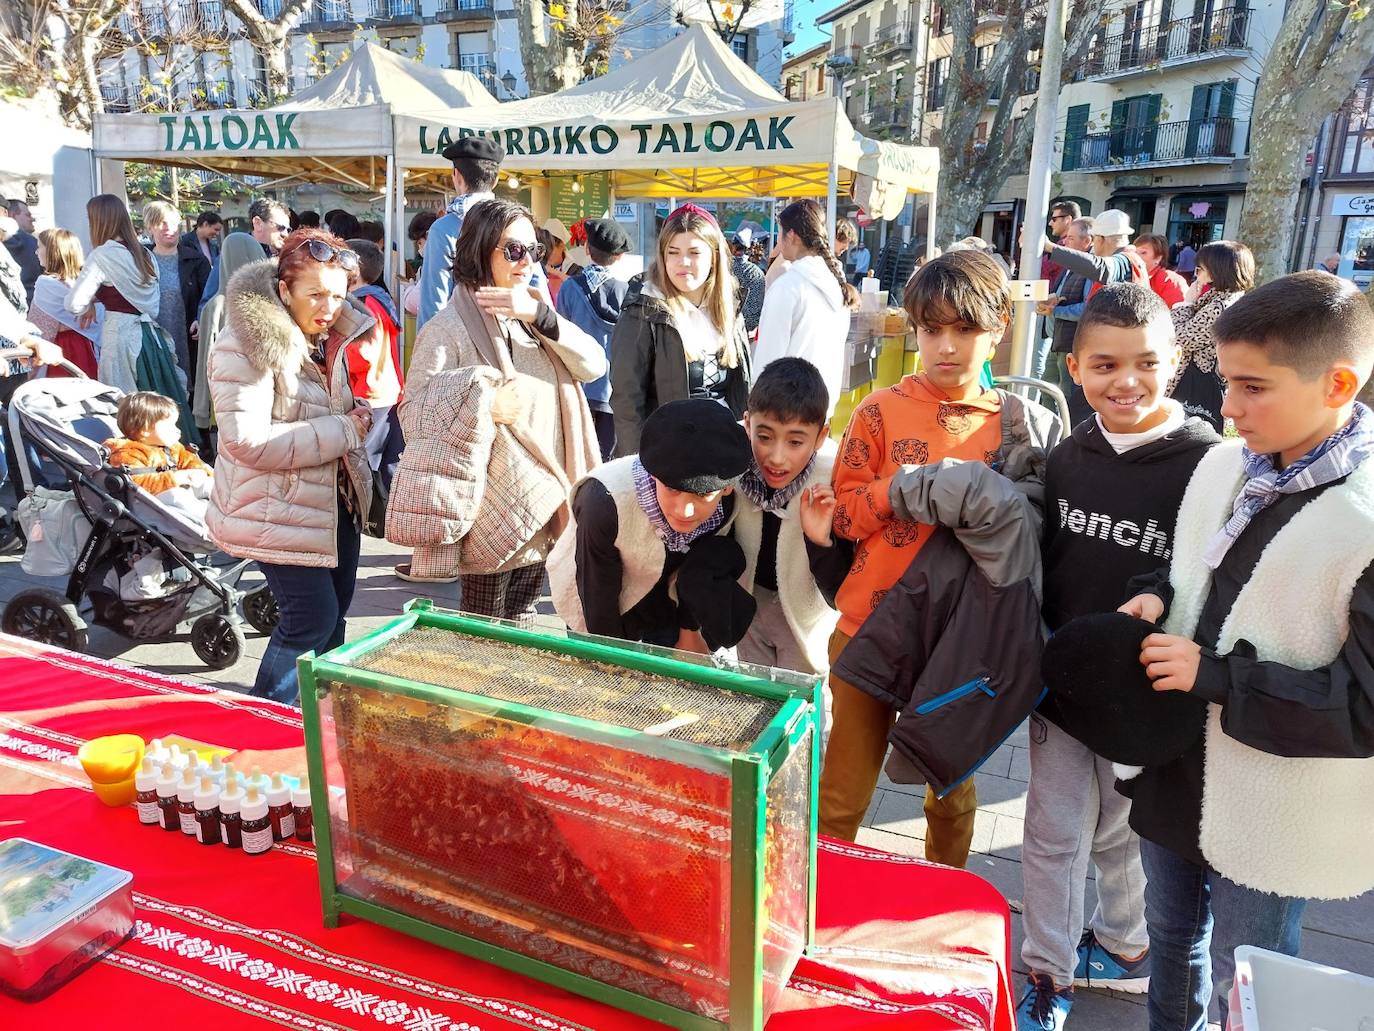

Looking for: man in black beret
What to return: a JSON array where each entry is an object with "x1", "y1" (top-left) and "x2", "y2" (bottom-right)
[
  {"x1": 555, "y1": 217, "x2": 635, "y2": 459},
  {"x1": 416, "y1": 135, "x2": 506, "y2": 332},
  {"x1": 547, "y1": 398, "x2": 756, "y2": 652}
]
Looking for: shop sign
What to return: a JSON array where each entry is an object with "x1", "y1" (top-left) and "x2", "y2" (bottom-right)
[
  {"x1": 416, "y1": 116, "x2": 797, "y2": 159},
  {"x1": 159, "y1": 113, "x2": 300, "y2": 151},
  {"x1": 613, "y1": 202, "x2": 636, "y2": 222},
  {"x1": 1332, "y1": 194, "x2": 1374, "y2": 216}
]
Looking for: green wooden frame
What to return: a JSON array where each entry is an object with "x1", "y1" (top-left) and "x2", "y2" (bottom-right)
[{"x1": 298, "y1": 605, "x2": 821, "y2": 1031}]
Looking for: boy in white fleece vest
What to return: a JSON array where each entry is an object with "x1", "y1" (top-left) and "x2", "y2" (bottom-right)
[
  {"x1": 1118, "y1": 272, "x2": 1374, "y2": 1031},
  {"x1": 734, "y1": 358, "x2": 852, "y2": 676}
]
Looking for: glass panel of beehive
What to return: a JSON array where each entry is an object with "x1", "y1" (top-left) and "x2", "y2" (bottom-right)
[{"x1": 760, "y1": 728, "x2": 812, "y2": 1018}]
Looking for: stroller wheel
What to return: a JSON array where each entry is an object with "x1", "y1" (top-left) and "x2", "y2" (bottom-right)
[
  {"x1": 191, "y1": 614, "x2": 244, "y2": 670},
  {"x1": 2, "y1": 589, "x2": 88, "y2": 652},
  {"x1": 242, "y1": 585, "x2": 279, "y2": 635}
]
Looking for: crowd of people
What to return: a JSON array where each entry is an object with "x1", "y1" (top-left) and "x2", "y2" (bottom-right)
[{"x1": 2, "y1": 136, "x2": 1374, "y2": 1031}]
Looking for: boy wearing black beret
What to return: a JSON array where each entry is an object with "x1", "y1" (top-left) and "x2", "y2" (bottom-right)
[
  {"x1": 1017, "y1": 284, "x2": 1218, "y2": 1028},
  {"x1": 547, "y1": 398, "x2": 756, "y2": 652},
  {"x1": 555, "y1": 218, "x2": 633, "y2": 460}
]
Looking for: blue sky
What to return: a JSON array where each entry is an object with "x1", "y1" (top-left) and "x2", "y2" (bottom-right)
[{"x1": 786, "y1": 0, "x2": 832, "y2": 57}]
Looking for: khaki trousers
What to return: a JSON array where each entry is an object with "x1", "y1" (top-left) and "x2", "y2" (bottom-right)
[{"x1": 817, "y1": 629, "x2": 979, "y2": 868}]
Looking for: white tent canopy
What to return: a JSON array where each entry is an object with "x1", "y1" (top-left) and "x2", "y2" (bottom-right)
[
  {"x1": 394, "y1": 25, "x2": 938, "y2": 202},
  {"x1": 91, "y1": 43, "x2": 498, "y2": 189}
]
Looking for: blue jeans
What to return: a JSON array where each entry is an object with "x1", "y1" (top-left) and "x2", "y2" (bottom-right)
[
  {"x1": 252, "y1": 514, "x2": 361, "y2": 706},
  {"x1": 1140, "y1": 838, "x2": 1306, "y2": 1031}
]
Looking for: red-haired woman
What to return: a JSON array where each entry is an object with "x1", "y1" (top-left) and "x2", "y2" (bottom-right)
[{"x1": 205, "y1": 227, "x2": 377, "y2": 705}]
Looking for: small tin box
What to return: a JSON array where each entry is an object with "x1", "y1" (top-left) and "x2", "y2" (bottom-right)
[{"x1": 0, "y1": 838, "x2": 134, "y2": 1000}]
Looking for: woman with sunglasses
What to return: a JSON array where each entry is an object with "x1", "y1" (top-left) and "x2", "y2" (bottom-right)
[
  {"x1": 388, "y1": 198, "x2": 604, "y2": 624},
  {"x1": 205, "y1": 227, "x2": 379, "y2": 705}
]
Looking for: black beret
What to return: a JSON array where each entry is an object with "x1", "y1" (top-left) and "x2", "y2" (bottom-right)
[
  {"x1": 676, "y1": 536, "x2": 757, "y2": 652},
  {"x1": 639, "y1": 399, "x2": 751, "y2": 495},
  {"x1": 1041, "y1": 612, "x2": 1207, "y2": 767},
  {"x1": 584, "y1": 218, "x2": 631, "y2": 256},
  {"x1": 441, "y1": 136, "x2": 505, "y2": 164}
]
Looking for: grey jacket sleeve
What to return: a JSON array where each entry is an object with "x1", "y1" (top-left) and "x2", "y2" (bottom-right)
[
  {"x1": 1047, "y1": 244, "x2": 1131, "y2": 285},
  {"x1": 887, "y1": 459, "x2": 1044, "y2": 594}
]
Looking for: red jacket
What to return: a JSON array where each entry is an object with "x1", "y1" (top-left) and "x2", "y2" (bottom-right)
[{"x1": 1147, "y1": 263, "x2": 1187, "y2": 308}]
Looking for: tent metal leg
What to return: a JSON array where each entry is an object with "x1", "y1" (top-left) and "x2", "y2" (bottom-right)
[
  {"x1": 825, "y1": 161, "x2": 838, "y2": 236},
  {"x1": 384, "y1": 155, "x2": 396, "y2": 295}
]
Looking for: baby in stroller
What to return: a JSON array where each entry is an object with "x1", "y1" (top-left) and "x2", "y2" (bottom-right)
[{"x1": 104, "y1": 391, "x2": 213, "y2": 528}]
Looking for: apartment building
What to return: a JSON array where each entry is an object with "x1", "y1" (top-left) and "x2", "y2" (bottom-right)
[
  {"x1": 782, "y1": 42, "x2": 833, "y2": 102},
  {"x1": 97, "y1": 0, "x2": 793, "y2": 118},
  {"x1": 817, "y1": 0, "x2": 927, "y2": 141}
]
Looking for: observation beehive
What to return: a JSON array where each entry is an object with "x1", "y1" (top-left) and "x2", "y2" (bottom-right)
[{"x1": 298, "y1": 601, "x2": 820, "y2": 1030}]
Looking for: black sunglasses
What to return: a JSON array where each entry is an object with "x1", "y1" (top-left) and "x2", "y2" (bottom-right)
[
  {"x1": 500, "y1": 240, "x2": 546, "y2": 264},
  {"x1": 281, "y1": 237, "x2": 360, "y2": 272}
]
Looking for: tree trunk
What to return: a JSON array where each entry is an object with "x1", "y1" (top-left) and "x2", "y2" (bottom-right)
[
  {"x1": 1238, "y1": 109, "x2": 1306, "y2": 284},
  {"x1": 223, "y1": 0, "x2": 309, "y2": 101}
]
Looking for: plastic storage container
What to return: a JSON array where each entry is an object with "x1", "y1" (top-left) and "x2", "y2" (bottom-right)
[
  {"x1": 1228, "y1": 945, "x2": 1374, "y2": 1030},
  {"x1": 0, "y1": 838, "x2": 134, "y2": 1000},
  {"x1": 298, "y1": 602, "x2": 821, "y2": 1031}
]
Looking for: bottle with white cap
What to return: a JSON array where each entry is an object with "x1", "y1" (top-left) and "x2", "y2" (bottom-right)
[
  {"x1": 266, "y1": 772, "x2": 295, "y2": 841},
  {"x1": 219, "y1": 776, "x2": 245, "y2": 849},
  {"x1": 156, "y1": 763, "x2": 180, "y2": 832},
  {"x1": 194, "y1": 775, "x2": 221, "y2": 845},
  {"x1": 176, "y1": 767, "x2": 198, "y2": 835},
  {"x1": 239, "y1": 785, "x2": 273, "y2": 856},
  {"x1": 134, "y1": 757, "x2": 160, "y2": 825},
  {"x1": 292, "y1": 777, "x2": 313, "y2": 843}
]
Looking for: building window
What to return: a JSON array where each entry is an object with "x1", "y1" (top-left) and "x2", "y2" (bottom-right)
[
  {"x1": 816, "y1": 64, "x2": 825, "y2": 92},
  {"x1": 731, "y1": 34, "x2": 749, "y2": 63},
  {"x1": 1337, "y1": 215, "x2": 1374, "y2": 288},
  {"x1": 1334, "y1": 77, "x2": 1374, "y2": 177},
  {"x1": 1166, "y1": 194, "x2": 1229, "y2": 250},
  {"x1": 927, "y1": 57, "x2": 948, "y2": 110},
  {"x1": 974, "y1": 44, "x2": 994, "y2": 70}
]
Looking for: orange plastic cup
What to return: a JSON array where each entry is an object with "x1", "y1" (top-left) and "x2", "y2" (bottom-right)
[{"x1": 77, "y1": 734, "x2": 146, "y2": 806}]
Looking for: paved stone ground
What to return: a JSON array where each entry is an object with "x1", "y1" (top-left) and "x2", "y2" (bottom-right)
[{"x1": 3, "y1": 532, "x2": 1372, "y2": 1030}]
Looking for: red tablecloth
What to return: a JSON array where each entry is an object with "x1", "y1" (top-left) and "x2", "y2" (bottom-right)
[{"x1": 0, "y1": 634, "x2": 1013, "y2": 1029}]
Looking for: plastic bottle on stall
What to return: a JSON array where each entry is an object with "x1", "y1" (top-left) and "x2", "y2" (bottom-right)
[
  {"x1": 176, "y1": 767, "x2": 198, "y2": 835},
  {"x1": 292, "y1": 777, "x2": 313, "y2": 843},
  {"x1": 156, "y1": 763, "x2": 180, "y2": 832},
  {"x1": 135, "y1": 757, "x2": 160, "y2": 826},
  {"x1": 240, "y1": 786, "x2": 273, "y2": 856},
  {"x1": 266, "y1": 772, "x2": 295, "y2": 842},
  {"x1": 219, "y1": 776, "x2": 245, "y2": 849},
  {"x1": 194, "y1": 776, "x2": 221, "y2": 846}
]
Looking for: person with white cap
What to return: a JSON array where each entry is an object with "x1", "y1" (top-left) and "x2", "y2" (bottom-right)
[
  {"x1": 729, "y1": 227, "x2": 766, "y2": 336},
  {"x1": 537, "y1": 217, "x2": 570, "y2": 304},
  {"x1": 1041, "y1": 208, "x2": 1148, "y2": 300}
]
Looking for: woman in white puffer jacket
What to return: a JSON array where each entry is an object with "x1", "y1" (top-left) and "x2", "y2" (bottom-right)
[{"x1": 753, "y1": 199, "x2": 858, "y2": 416}]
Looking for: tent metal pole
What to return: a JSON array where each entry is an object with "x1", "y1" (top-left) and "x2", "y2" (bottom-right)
[
  {"x1": 825, "y1": 162, "x2": 838, "y2": 237},
  {"x1": 384, "y1": 155, "x2": 396, "y2": 296}
]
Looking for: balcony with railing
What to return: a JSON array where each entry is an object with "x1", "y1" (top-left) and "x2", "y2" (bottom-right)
[
  {"x1": 172, "y1": 0, "x2": 228, "y2": 34},
  {"x1": 137, "y1": 3, "x2": 171, "y2": 37},
  {"x1": 368, "y1": 0, "x2": 422, "y2": 24},
  {"x1": 783, "y1": 0, "x2": 795, "y2": 39},
  {"x1": 866, "y1": 103, "x2": 911, "y2": 133},
  {"x1": 872, "y1": 21, "x2": 913, "y2": 54},
  {"x1": 1062, "y1": 116, "x2": 1243, "y2": 171},
  {"x1": 180, "y1": 78, "x2": 236, "y2": 109},
  {"x1": 437, "y1": 0, "x2": 495, "y2": 21},
  {"x1": 100, "y1": 85, "x2": 132, "y2": 113},
  {"x1": 459, "y1": 53, "x2": 498, "y2": 92},
  {"x1": 256, "y1": 0, "x2": 285, "y2": 15},
  {"x1": 300, "y1": 0, "x2": 354, "y2": 30},
  {"x1": 1084, "y1": 7, "x2": 1250, "y2": 81}
]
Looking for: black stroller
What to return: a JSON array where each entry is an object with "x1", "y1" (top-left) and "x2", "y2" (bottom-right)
[{"x1": 0, "y1": 352, "x2": 277, "y2": 668}]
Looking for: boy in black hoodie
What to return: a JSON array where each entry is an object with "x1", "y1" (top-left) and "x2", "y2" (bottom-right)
[{"x1": 1017, "y1": 284, "x2": 1219, "y2": 1029}]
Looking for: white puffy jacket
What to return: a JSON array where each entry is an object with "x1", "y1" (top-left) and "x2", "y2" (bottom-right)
[
  {"x1": 752, "y1": 254, "x2": 851, "y2": 416},
  {"x1": 206, "y1": 260, "x2": 373, "y2": 569}
]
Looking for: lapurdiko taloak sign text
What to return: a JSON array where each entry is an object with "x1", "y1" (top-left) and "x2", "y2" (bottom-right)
[{"x1": 416, "y1": 116, "x2": 797, "y2": 159}]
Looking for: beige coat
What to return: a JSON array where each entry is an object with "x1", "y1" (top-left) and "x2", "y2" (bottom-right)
[
  {"x1": 206, "y1": 260, "x2": 373, "y2": 568},
  {"x1": 389, "y1": 287, "x2": 605, "y2": 574}
]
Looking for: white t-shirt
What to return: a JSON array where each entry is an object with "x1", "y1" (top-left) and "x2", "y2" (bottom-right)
[{"x1": 1096, "y1": 399, "x2": 1186, "y2": 454}]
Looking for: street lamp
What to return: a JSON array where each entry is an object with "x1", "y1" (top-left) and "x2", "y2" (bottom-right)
[{"x1": 500, "y1": 70, "x2": 518, "y2": 99}]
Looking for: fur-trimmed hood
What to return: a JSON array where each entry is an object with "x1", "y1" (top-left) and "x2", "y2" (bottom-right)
[{"x1": 225, "y1": 258, "x2": 376, "y2": 375}]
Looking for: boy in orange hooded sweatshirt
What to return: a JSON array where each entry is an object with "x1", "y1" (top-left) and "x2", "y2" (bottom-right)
[
  {"x1": 820, "y1": 250, "x2": 1014, "y2": 867},
  {"x1": 104, "y1": 391, "x2": 213, "y2": 521}
]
